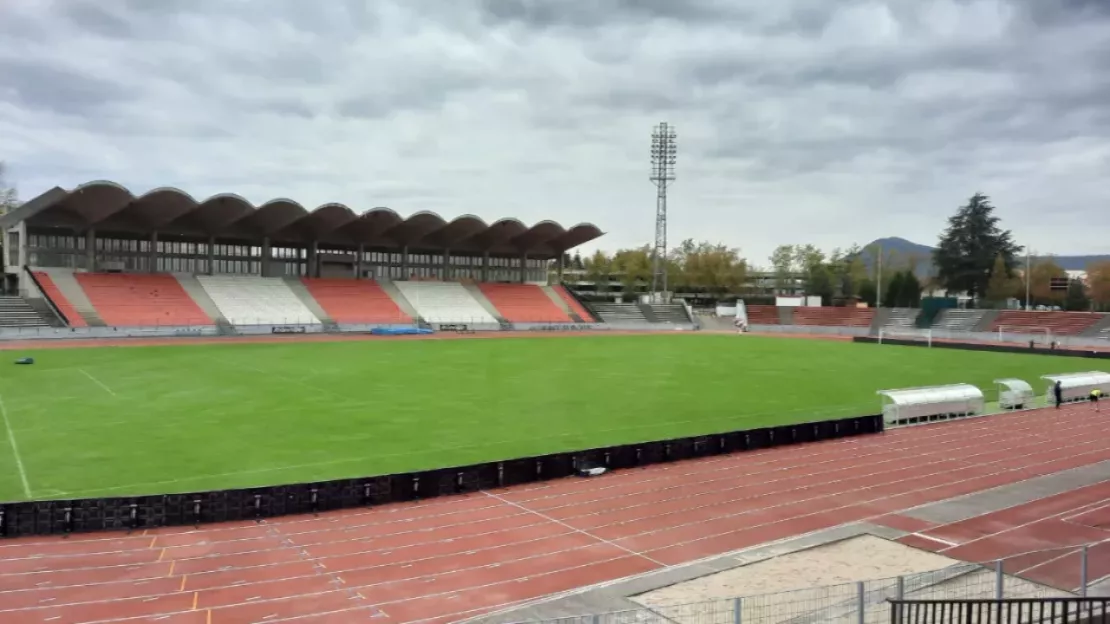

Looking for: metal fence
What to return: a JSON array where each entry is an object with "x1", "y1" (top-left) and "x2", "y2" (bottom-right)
[
  {"x1": 499, "y1": 543, "x2": 1108, "y2": 624},
  {"x1": 889, "y1": 598, "x2": 1110, "y2": 624}
]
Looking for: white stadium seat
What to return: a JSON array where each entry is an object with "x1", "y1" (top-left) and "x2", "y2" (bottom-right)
[{"x1": 197, "y1": 275, "x2": 322, "y2": 326}]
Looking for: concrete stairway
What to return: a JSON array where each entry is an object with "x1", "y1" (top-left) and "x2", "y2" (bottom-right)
[
  {"x1": 282, "y1": 277, "x2": 334, "y2": 328},
  {"x1": 777, "y1": 306, "x2": 795, "y2": 325},
  {"x1": 0, "y1": 296, "x2": 53, "y2": 328},
  {"x1": 1079, "y1": 313, "x2": 1110, "y2": 337},
  {"x1": 869, "y1": 307, "x2": 893, "y2": 335},
  {"x1": 540, "y1": 286, "x2": 584, "y2": 322},
  {"x1": 378, "y1": 279, "x2": 421, "y2": 322},
  {"x1": 40, "y1": 269, "x2": 105, "y2": 327},
  {"x1": 173, "y1": 274, "x2": 228, "y2": 325},
  {"x1": 971, "y1": 309, "x2": 1001, "y2": 333},
  {"x1": 462, "y1": 283, "x2": 509, "y2": 326}
]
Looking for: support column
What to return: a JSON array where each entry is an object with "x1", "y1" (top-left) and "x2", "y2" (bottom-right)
[
  {"x1": 481, "y1": 252, "x2": 490, "y2": 282},
  {"x1": 442, "y1": 249, "x2": 451, "y2": 280},
  {"x1": 149, "y1": 231, "x2": 158, "y2": 273},
  {"x1": 401, "y1": 246, "x2": 410, "y2": 279},
  {"x1": 519, "y1": 253, "x2": 527, "y2": 283},
  {"x1": 557, "y1": 252, "x2": 565, "y2": 284},
  {"x1": 307, "y1": 241, "x2": 318, "y2": 278},
  {"x1": 260, "y1": 237, "x2": 271, "y2": 277},
  {"x1": 85, "y1": 229, "x2": 96, "y2": 272},
  {"x1": 355, "y1": 244, "x2": 364, "y2": 279},
  {"x1": 207, "y1": 236, "x2": 215, "y2": 275}
]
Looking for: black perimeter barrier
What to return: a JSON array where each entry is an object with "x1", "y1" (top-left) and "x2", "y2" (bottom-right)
[
  {"x1": 890, "y1": 598, "x2": 1110, "y2": 624},
  {"x1": 855, "y1": 336, "x2": 1110, "y2": 360},
  {"x1": 0, "y1": 414, "x2": 882, "y2": 538}
]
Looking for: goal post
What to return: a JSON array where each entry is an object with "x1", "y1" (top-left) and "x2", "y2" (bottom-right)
[
  {"x1": 877, "y1": 327, "x2": 932, "y2": 347},
  {"x1": 996, "y1": 325, "x2": 1053, "y2": 346}
]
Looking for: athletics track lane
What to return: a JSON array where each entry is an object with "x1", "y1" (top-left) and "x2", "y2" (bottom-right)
[{"x1": 0, "y1": 404, "x2": 1106, "y2": 623}]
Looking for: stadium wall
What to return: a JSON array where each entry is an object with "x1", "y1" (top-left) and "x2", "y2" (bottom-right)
[
  {"x1": 0, "y1": 414, "x2": 883, "y2": 538},
  {"x1": 854, "y1": 336, "x2": 1110, "y2": 359},
  {"x1": 757, "y1": 324, "x2": 1110, "y2": 350}
]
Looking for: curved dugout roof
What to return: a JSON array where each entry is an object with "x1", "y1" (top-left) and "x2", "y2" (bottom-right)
[{"x1": 4, "y1": 181, "x2": 604, "y2": 258}]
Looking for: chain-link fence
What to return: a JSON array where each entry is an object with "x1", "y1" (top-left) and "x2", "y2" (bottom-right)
[{"x1": 503, "y1": 542, "x2": 1107, "y2": 624}]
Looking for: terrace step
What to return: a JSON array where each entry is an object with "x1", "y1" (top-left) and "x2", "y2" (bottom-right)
[
  {"x1": 540, "y1": 285, "x2": 584, "y2": 322},
  {"x1": 282, "y1": 277, "x2": 334, "y2": 324},
  {"x1": 461, "y1": 282, "x2": 510, "y2": 324},
  {"x1": 1080, "y1": 313, "x2": 1110, "y2": 338},
  {"x1": 378, "y1": 279, "x2": 421, "y2": 320},
  {"x1": 40, "y1": 268, "x2": 105, "y2": 327},
  {"x1": 870, "y1": 307, "x2": 894, "y2": 335},
  {"x1": 173, "y1": 273, "x2": 227, "y2": 325},
  {"x1": 972, "y1": 309, "x2": 1000, "y2": 333},
  {"x1": 777, "y1": 305, "x2": 795, "y2": 325}
]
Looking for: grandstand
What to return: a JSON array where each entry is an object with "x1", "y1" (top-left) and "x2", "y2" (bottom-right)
[
  {"x1": 791, "y1": 306, "x2": 875, "y2": 328},
  {"x1": 990, "y1": 310, "x2": 1102, "y2": 336},
  {"x1": 0, "y1": 181, "x2": 607, "y2": 332}
]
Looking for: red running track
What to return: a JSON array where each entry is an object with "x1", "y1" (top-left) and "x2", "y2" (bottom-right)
[{"x1": 0, "y1": 404, "x2": 1108, "y2": 624}]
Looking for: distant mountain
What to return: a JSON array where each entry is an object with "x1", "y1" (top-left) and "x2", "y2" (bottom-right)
[{"x1": 858, "y1": 237, "x2": 1110, "y2": 275}]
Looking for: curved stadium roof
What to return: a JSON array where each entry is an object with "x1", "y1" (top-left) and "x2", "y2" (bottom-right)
[{"x1": 3, "y1": 181, "x2": 604, "y2": 258}]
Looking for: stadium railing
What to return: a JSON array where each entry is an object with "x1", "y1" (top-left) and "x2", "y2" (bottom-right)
[
  {"x1": 854, "y1": 335, "x2": 1110, "y2": 360},
  {"x1": 483, "y1": 541, "x2": 1108, "y2": 624},
  {"x1": 0, "y1": 414, "x2": 882, "y2": 538}
]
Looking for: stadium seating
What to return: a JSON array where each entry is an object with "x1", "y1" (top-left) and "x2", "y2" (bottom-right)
[
  {"x1": 394, "y1": 281, "x2": 497, "y2": 324},
  {"x1": 591, "y1": 302, "x2": 649, "y2": 323},
  {"x1": 746, "y1": 305, "x2": 779, "y2": 325},
  {"x1": 197, "y1": 275, "x2": 322, "y2": 325},
  {"x1": 75, "y1": 273, "x2": 212, "y2": 326},
  {"x1": 31, "y1": 271, "x2": 87, "y2": 327},
  {"x1": 882, "y1": 308, "x2": 918, "y2": 330},
  {"x1": 301, "y1": 278, "x2": 411, "y2": 324},
  {"x1": 478, "y1": 283, "x2": 570, "y2": 322},
  {"x1": 552, "y1": 285, "x2": 596, "y2": 321},
  {"x1": 932, "y1": 309, "x2": 984, "y2": 332},
  {"x1": 791, "y1": 306, "x2": 875, "y2": 328},
  {"x1": 990, "y1": 310, "x2": 1102, "y2": 336}
]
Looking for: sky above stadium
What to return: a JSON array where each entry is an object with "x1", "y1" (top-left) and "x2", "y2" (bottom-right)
[{"x1": 1, "y1": 0, "x2": 1108, "y2": 266}]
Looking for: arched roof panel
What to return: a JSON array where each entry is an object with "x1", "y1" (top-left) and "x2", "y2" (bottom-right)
[{"x1": 10, "y1": 181, "x2": 604, "y2": 254}]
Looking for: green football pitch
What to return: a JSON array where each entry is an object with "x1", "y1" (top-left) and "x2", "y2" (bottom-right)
[{"x1": 0, "y1": 333, "x2": 1095, "y2": 502}]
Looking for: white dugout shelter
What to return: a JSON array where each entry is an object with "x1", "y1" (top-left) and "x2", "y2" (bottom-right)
[
  {"x1": 1040, "y1": 372, "x2": 1110, "y2": 403},
  {"x1": 994, "y1": 379, "x2": 1035, "y2": 410},
  {"x1": 878, "y1": 384, "x2": 985, "y2": 426}
]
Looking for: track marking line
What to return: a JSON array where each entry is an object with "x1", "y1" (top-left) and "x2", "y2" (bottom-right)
[
  {"x1": 938, "y1": 495, "x2": 1110, "y2": 554},
  {"x1": 0, "y1": 393, "x2": 31, "y2": 499},
  {"x1": 911, "y1": 533, "x2": 960, "y2": 548},
  {"x1": 206, "y1": 609, "x2": 212, "y2": 624},
  {"x1": 191, "y1": 591, "x2": 198, "y2": 610},
  {"x1": 150, "y1": 538, "x2": 158, "y2": 550},
  {"x1": 1061, "y1": 500, "x2": 1110, "y2": 524},
  {"x1": 78, "y1": 369, "x2": 116, "y2": 397},
  {"x1": 167, "y1": 561, "x2": 175, "y2": 577},
  {"x1": 487, "y1": 491, "x2": 679, "y2": 568},
  {"x1": 179, "y1": 576, "x2": 186, "y2": 592}
]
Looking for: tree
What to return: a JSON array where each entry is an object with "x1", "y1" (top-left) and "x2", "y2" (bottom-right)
[
  {"x1": 858, "y1": 278, "x2": 878, "y2": 307},
  {"x1": 1064, "y1": 279, "x2": 1089, "y2": 312},
  {"x1": 883, "y1": 271, "x2": 904, "y2": 308},
  {"x1": 672, "y1": 239, "x2": 747, "y2": 292},
  {"x1": 1087, "y1": 260, "x2": 1110, "y2": 311},
  {"x1": 898, "y1": 270, "x2": 922, "y2": 307},
  {"x1": 806, "y1": 265, "x2": 835, "y2": 305},
  {"x1": 984, "y1": 254, "x2": 1017, "y2": 307},
  {"x1": 933, "y1": 193, "x2": 1023, "y2": 300},
  {"x1": 584, "y1": 250, "x2": 612, "y2": 294},
  {"x1": 769, "y1": 245, "x2": 796, "y2": 294},
  {"x1": 610, "y1": 246, "x2": 652, "y2": 293},
  {"x1": 831, "y1": 244, "x2": 868, "y2": 299},
  {"x1": 0, "y1": 162, "x2": 17, "y2": 214},
  {"x1": 1027, "y1": 257, "x2": 1067, "y2": 304}
]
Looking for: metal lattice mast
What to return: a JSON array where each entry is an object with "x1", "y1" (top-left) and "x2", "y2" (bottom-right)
[{"x1": 650, "y1": 123, "x2": 677, "y2": 299}]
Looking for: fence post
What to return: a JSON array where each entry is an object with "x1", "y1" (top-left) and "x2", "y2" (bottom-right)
[
  {"x1": 857, "y1": 581, "x2": 865, "y2": 624},
  {"x1": 995, "y1": 560, "x2": 1004, "y2": 599},
  {"x1": 895, "y1": 576, "x2": 904, "y2": 600},
  {"x1": 733, "y1": 597, "x2": 742, "y2": 624},
  {"x1": 1080, "y1": 545, "x2": 1089, "y2": 597}
]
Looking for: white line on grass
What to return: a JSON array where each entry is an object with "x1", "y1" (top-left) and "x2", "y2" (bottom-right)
[
  {"x1": 0, "y1": 394, "x2": 32, "y2": 498},
  {"x1": 78, "y1": 369, "x2": 117, "y2": 397},
  {"x1": 482, "y1": 490, "x2": 667, "y2": 567}
]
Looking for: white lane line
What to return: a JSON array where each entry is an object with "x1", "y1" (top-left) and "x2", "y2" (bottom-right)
[
  {"x1": 911, "y1": 533, "x2": 960, "y2": 548},
  {"x1": 0, "y1": 393, "x2": 32, "y2": 498},
  {"x1": 78, "y1": 369, "x2": 116, "y2": 397},
  {"x1": 483, "y1": 490, "x2": 667, "y2": 567}
]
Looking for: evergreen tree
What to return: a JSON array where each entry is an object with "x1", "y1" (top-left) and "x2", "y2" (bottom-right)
[
  {"x1": 883, "y1": 272, "x2": 904, "y2": 308},
  {"x1": 898, "y1": 270, "x2": 923, "y2": 307},
  {"x1": 858, "y1": 278, "x2": 877, "y2": 308},
  {"x1": 984, "y1": 254, "x2": 1015, "y2": 307},
  {"x1": 933, "y1": 193, "x2": 1022, "y2": 300},
  {"x1": 1064, "y1": 279, "x2": 1090, "y2": 312}
]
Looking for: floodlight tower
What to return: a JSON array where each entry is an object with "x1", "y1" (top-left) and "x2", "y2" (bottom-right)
[{"x1": 650, "y1": 122, "x2": 677, "y2": 301}]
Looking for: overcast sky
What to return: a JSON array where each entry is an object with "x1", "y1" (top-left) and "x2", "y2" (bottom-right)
[{"x1": 1, "y1": 0, "x2": 1108, "y2": 267}]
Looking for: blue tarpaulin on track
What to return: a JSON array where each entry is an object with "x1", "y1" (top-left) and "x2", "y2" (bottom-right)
[{"x1": 369, "y1": 327, "x2": 434, "y2": 336}]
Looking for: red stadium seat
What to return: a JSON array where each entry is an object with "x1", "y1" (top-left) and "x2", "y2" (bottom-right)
[
  {"x1": 553, "y1": 285, "x2": 595, "y2": 321},
  {"x1": 990, "y1": 311, "x2": 1101, "y2": 336},
  {"x1": 791, "y1": 307, "x2": 875, "y2": 328},
  {"x1": 478, "y1": 284, "x2": 571, "y2": 323},
  {"x1": 301, "y1": 278, "x2": 411, "y2": 324},
  {"x1": 75, "y1": 273, "x2": 211, "y2": 326}
]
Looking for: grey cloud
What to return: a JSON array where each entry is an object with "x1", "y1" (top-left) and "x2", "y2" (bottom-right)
[{"x1": 2, "y1": 0, "x2": 1109, "y2": 261}]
